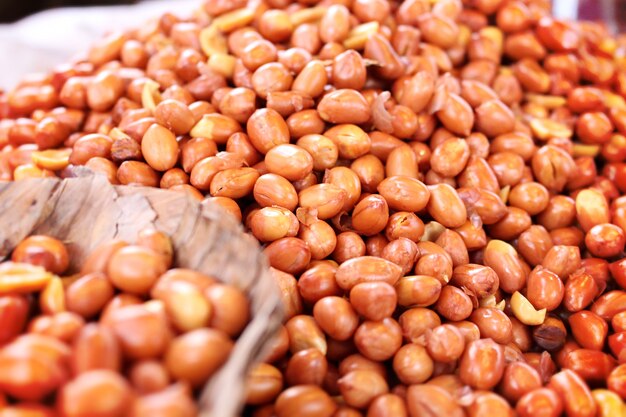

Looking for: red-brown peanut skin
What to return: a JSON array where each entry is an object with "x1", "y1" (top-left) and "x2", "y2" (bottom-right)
[
  {"x1": 406, "y1": 384, "x2": 465, "y2": 417},
  {"x1": 516, "y1": 388, "x2": 564, "y2": 417},
  {"x1": 548, "y1": 370, "x2": 597, "y2": 417},
  {"x1": 459, "y1": 338, "x2": 505, "y2": 390},
  {"x1": 427, "y1": 184, "x2": 467, "y2": 228},
  {"x1": 335, "y1": 256, "x2": 403, "y2": 290}
]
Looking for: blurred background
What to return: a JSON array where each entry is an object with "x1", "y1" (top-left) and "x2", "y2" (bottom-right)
[
  {"x1": 0, "y1": 0, "x2": 198, "y2": 88},
  {"x1": 0, "y1": 0, "x2": 139, "y2": 22},
  {"x1": 0, "y1": 0, "x2": 623, "y2": 88},
  {"x1": 1, "y1": 0, "x2": 620, "y2": 23}
]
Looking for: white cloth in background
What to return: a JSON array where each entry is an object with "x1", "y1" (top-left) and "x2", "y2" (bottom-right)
[{"x1": 0, "y1": 0, "x2": 199, "y2": 89}]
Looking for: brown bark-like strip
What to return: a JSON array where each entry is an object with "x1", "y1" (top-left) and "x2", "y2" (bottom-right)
[{"x1": 0, "y1": 176, "x2": 283, "y2": 417}]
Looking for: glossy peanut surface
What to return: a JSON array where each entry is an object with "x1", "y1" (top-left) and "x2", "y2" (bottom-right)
[{"x1": 0, "y1": 231, "x2": 246, "y2": 417}]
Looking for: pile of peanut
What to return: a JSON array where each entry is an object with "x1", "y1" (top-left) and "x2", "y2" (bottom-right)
[
  {"x1": 0, "y1": 232, "x2": 250, "y2": 416},
  {"x1": 2, "y1": 0, "x2": 626, "y2": 416}
]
